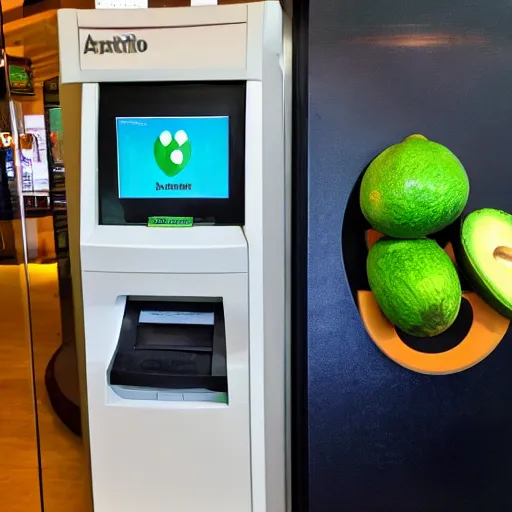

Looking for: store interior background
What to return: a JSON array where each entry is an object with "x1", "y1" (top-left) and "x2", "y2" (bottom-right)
[
  {"x1": 1, "y1": 3, "x2": 91, "y2": 512},
  {"x1": 0, "y1": 1, "x2": 283, "y2": 511}
]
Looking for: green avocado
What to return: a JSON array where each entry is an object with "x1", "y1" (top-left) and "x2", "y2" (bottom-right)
[
  {"x1": 360, "y1": 134, "x2": 469, "y2": 238},
  {"x1": 153, "y1": 129, "x2": 192, "y2": 177},
  {"x1": 367, "y1": 238, "x2": 462, "y2": 337},
  {"x1": 459, "y1": 208, "x2": 512, "y2": 319}
]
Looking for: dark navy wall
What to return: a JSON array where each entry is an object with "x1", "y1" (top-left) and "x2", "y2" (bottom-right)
[{"x1": 304, "y1": 0, "x2": 512, "y2": 510}]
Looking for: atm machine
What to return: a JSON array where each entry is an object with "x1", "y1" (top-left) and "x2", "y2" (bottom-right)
[{"x1": 57, "y1": 3, "x2": 291, "y2": 511}]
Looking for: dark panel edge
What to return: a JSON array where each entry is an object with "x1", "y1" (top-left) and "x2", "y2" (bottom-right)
[{"x1": 291, "y1": 0, "x2": 310, "y2": 510}]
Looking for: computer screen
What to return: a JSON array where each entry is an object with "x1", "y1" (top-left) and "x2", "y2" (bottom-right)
[
  {"x1": 98, "y1": 82, "x2": 246, "y2": 225},
  {"x1": 116, "y1": 116, "x2": 229, "y2": 200}
]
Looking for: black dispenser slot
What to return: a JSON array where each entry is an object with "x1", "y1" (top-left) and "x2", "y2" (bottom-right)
[
  {"x1": 135, "y1": 322, "x2": 214, "y2": 352},
  {"x1": 109, "y1": 299, "x2": 227, "y2": 393}
]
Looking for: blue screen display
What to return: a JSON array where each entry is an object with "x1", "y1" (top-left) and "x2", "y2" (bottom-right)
[
  {"x1": 116, "y1": 116, "x2": 229, "y2": 199},
  {"x1": 5, "y1": 148, "x2": 14, "y2": 179}
]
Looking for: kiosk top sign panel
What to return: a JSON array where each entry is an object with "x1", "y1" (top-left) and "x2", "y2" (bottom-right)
[{"x1": 79, "y1": 25, "x2": 247, "y2": 71}]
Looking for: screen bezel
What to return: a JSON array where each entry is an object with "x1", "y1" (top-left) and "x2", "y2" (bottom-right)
[{"x1": 98, "y1": 82, "x2": 246, "y2": 225}]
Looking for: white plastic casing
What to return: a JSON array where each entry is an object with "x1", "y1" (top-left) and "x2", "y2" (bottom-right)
[{"x1": 58, "y1": 2, "x2": 291, "y2": 511}]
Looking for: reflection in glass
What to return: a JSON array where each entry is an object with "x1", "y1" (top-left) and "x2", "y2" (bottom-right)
[{"x1": 0, "y1": 77, "x2": 42, "y2": 509}]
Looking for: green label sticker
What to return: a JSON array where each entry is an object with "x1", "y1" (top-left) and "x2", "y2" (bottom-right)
[{"x1": 148, "y1": 216, "x2": 193, "y2": 228}]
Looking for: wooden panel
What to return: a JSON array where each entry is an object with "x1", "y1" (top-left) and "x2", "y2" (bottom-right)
[{"x1": 3, "y1": 11, "x2": 59, "y2": 84}]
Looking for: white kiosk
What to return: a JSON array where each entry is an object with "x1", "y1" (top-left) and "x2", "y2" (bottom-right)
[{"x1": 58, "y1": 3, "x2": 291, "y2": 512}]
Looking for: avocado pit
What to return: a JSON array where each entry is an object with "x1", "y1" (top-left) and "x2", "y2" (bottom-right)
[{"x1": 494, "y1": 246, "x2": 512, "y2": 268}]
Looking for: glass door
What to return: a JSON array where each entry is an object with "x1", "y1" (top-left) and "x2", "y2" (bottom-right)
[
  {"x1": 2, "y1": 12, "x2": 92, "y2": 511},
  {"x1": 0, "y1": 71, "x2": 43, "y2": 511}
]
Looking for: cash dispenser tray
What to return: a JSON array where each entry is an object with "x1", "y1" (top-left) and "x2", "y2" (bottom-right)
[{"x1": 109, "y1": 298, "x2": 227, "y2": 403}]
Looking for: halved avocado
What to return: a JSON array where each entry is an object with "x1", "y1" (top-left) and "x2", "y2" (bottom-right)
[{"x1": 460, "y1": 208, "x2": 512, "y2": 319}]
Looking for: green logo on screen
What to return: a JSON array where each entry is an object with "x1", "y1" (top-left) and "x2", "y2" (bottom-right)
[{"x1": 154, "y1": 130, "x2": 192, "y2": 177}]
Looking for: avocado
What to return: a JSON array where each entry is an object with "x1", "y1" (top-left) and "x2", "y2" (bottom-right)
[
  {"x1": 154, "y1": 129, "x2": 192, "y2": 177},
  {"x1": 360, "y1": 134, "x2": 469, "y2": 238},
  {"x1": 367, "y1": 238, "x2": 462, "y2": 337},
  {"x1": 460, "y1": 208, "x2": 512, "y2": 319}
]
